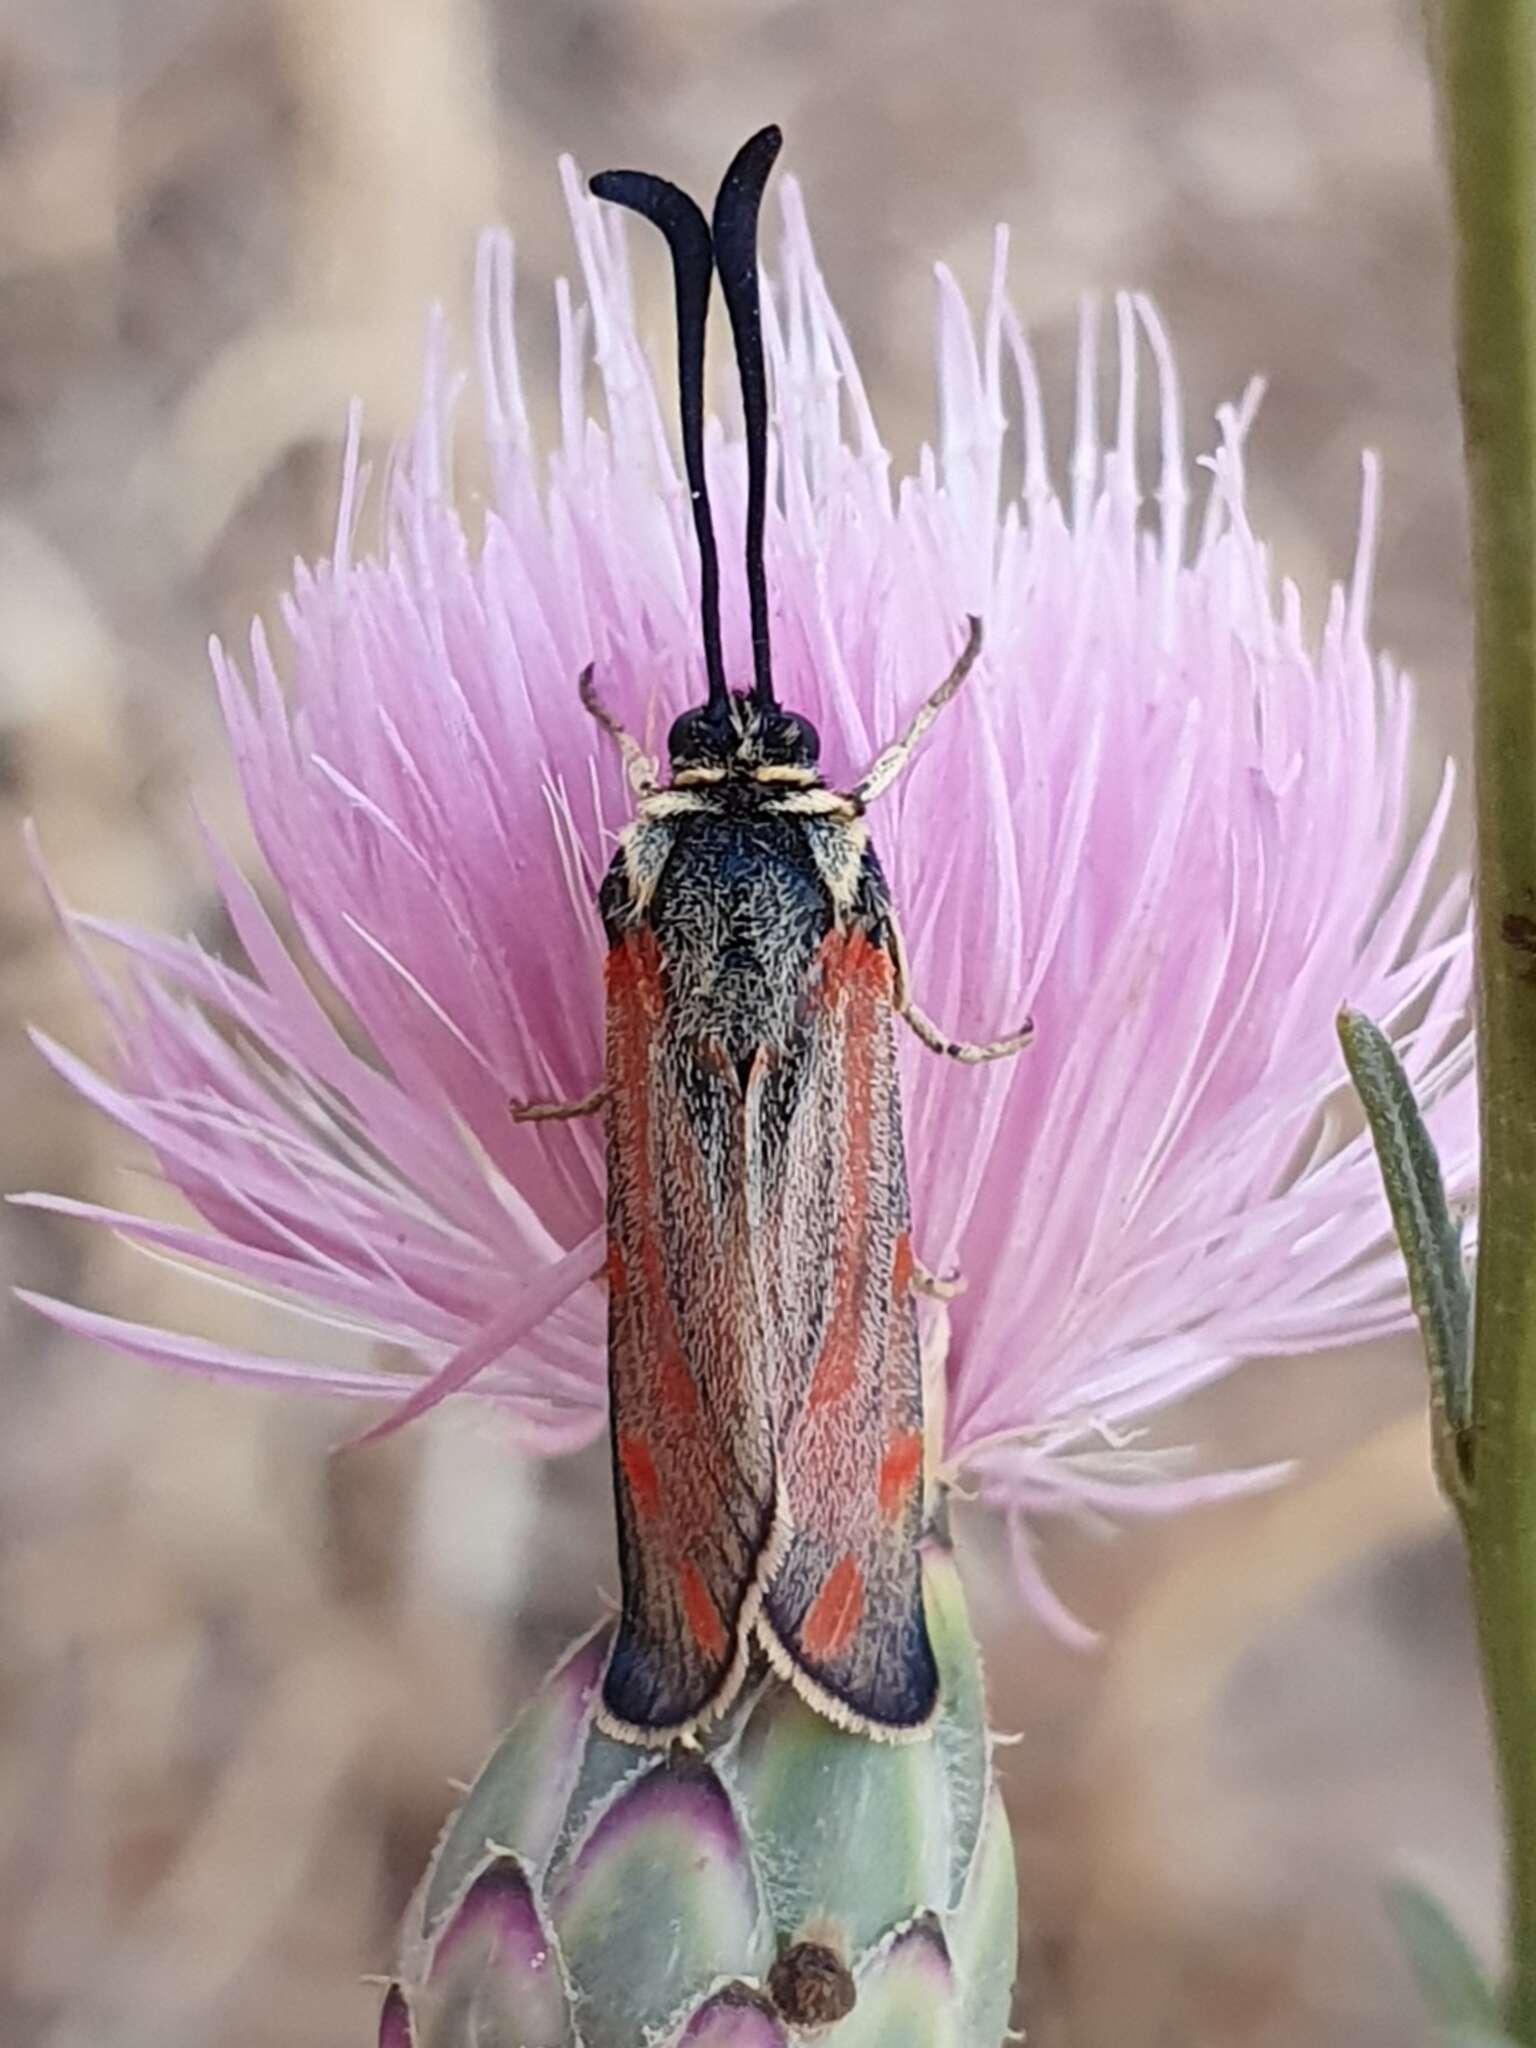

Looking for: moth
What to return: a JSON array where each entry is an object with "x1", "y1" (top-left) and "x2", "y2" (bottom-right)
[{"x1": 516, "y1": 126, "x2": 1030, "y2": 1746}]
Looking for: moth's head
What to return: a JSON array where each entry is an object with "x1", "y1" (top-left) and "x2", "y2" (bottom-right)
[{"x1": 668, "y1": 693, "x2": 821, "y2": 778}]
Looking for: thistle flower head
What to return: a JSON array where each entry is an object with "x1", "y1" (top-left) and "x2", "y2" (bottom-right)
[
  {"x1": 21, "y1": 158, "x2": 1474, "y2": 1629},
  {"x1": 379, "y1": 1546, "x2": 1014, "y2": 2047}
]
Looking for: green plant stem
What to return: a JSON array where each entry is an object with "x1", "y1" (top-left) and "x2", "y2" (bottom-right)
[{"x1": 1436, "y1": 0, "x2": 1536, "y2": 2034}]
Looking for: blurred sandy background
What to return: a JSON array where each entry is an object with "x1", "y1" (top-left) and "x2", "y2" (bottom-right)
[{"x1": 0, "y1": 2, "x2": 1489, "y2": 2044}]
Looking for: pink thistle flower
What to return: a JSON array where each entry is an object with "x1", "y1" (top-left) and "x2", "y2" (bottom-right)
[{"x1": 19, "y1": 163, "x2": 1475, "y2": 1631}]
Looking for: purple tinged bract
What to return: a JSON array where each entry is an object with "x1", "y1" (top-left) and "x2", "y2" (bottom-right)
[{"x1": 19, "y1": 162, "x2": 1475, "y2": 1632}]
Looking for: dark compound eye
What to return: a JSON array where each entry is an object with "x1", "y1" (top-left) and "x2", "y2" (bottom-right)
[
  {"x1": 756, "y1": 709, "x2": 821, "y2": 767},
  {"x1": 667, "y1": 701, "x2": 736, "y2": 765}
]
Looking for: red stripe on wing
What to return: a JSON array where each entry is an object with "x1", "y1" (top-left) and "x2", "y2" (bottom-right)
[
  {"x1": 877, "y1": 1430, "x2": 924, "y2": 1521},
  {"x1": 617, "y1": 1431, "x2": 663, "y2": 1520},
  {"x1": 678, "y1": 1560, "x2": 729, "y2": 1660},
  {"x1": 607, "y1": 932, "x2": 700, "y2": 1424},
  {"x1": 801, "y1": 1556, "x2": 866, "y2": 1662},
  {"x1": 806, "y1": 928, "x2": 892, "y2": 1414}
]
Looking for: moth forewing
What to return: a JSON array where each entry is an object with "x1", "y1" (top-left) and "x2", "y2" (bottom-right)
[{"x1": 747, "y1": 892, "x2": 940, "y2": 1739}]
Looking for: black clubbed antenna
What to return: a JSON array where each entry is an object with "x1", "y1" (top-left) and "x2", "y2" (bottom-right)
[
  {"x1": 589, "y1": 166, "x2": 727, "y2": 719},
  {"x1": 711, "y1": 126, "x2": 783, "y2": 711}
]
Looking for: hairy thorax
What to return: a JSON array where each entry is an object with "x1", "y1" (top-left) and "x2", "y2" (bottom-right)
[
  {"x1": 601, "y1": 778, "x2": 878, "y2": 1067},
  {"x1": 637, "y1": 813, "x2": 832, "y2": 1059}
]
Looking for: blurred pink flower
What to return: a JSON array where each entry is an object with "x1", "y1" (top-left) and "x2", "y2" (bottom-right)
[{"x1": 20, "y1": 165, "x2": 1475, "y2": 1630}]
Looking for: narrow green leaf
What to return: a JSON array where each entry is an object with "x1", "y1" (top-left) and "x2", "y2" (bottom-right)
[
  {"x1": 1386, "y1": 1880, "x2": 1501, "y2": 2034},
  {"x1": 1338, "y1": 1010, "x2": 1473, "y2": 1494}
]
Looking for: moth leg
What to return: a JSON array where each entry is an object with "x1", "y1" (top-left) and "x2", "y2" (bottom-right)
[
  {"x1": 912, "y1": 1259, "x2": 965, "y2": 1301},
  {"x1": 884, "y1": 901, "x2": 1033, "y2": 1065},
  {"x1": 578, "y1": 664, "x2": 660, "y2": 798},
  {"x1": 849, "y1": 614, "x2": 983, "y2": 805},
  {"x1": 899, "y1": 995, "x2": 1034, "y2": 1065},
  {"x1": 509, "y1": 1086, "x2": 607, "y2": 1123}
]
